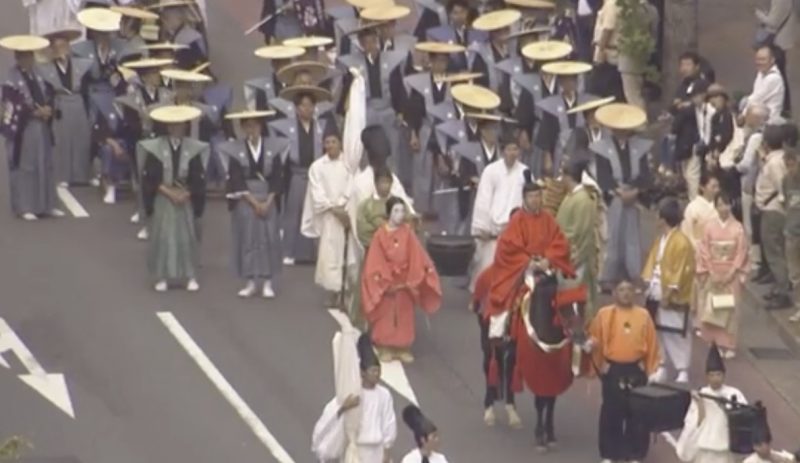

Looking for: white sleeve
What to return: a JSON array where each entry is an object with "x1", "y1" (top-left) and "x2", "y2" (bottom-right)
[
  {"x1": 381, "y1": 391, "x2": 398, "y2": 450},
  {"x1": 312, "y1": 398, "x2": 346, "y2": 461},
  {"x1": 308, "y1": 163, "x2": 335, "y2": 214},
  {"x1": 471, "y1": 167, "x2": 495, "y2": 234},
  {"x1": 675, "y1": 400, "x2": 701, "y2": 462}
]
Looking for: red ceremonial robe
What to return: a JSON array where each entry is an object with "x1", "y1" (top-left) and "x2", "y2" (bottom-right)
[
  {"x1": 486, "y1": 208, "x2": 573, "y2": 318},
  {"x1": 361, "y1": 223, "x2": 442, "y2": 349}
]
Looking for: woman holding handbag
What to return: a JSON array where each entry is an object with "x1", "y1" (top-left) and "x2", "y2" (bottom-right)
[{"x1": 696, "y1": 193, "x2": 750, "y2": 358}]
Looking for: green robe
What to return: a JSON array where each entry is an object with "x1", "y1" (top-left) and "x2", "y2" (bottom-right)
[
  {"x1": 556, "y1": 185, "x2": 600, "y2": 321},
  {"x1": 356, "y1": 196, "x2": 389, "y2": 249}
]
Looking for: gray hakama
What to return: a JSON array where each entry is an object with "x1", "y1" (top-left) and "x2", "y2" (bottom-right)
[
  {"x1": 219, "y1": 138, "x2": 286, "y2": 280},
  {"x1": 468, "y1": 42, "x2": 508, "y2": 94},
  {"x1": 269, "y1": 115, "x2": 336, "y2": 262},
  {"x1": 139, "y1": 137, "x2": 209, "y2": 281},
  {"x1": 591, "y1": 136, "x2": 652, "y2": 286},
  {"x1": 2, "y1": 67, "x2": 58, "y2": 216},
  {"x1": 534, "y1": 92, "x2": 596, "y2": 175},
  {"x1": 71, "y1": 40, "x2": 125, "y2": 137},
  {"x1": 404, "y1": 72, "x2": 453, "y2": 215},
  {"x1": 443, "y1": 140, "x2": 497, "y2": 235},
  {"x1": 338, "y1": 51, "x2": 407, "y2": 173},
  {"x1": 39, "y1": 58, "x2": 93, "y2": 184},
  {"x1": 201, "y1": 83, "x2": 235, "y2": 184}
]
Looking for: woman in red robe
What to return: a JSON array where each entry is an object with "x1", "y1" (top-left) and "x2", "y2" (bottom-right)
[{"x1": 361, "y1": 197, "x2": 442, "y2": 364}]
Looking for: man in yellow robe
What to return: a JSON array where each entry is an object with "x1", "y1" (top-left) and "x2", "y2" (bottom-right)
[{"x1": 642, "y1": 198, "x2": 696, "y2": 383}]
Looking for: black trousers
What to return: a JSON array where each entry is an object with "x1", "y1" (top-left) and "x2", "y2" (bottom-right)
[
  {"x1": 774, "y1": 46, "x2": 792, "y2": 115},
  {"x1": 575, "y1": 14, "x2": 596, "y2": 63},
  {"x1": 478, "y1": 315, "x2": 516, "y2": 407},
  {"x1": 598, "y1": 361, "x2": 650, "y2": 461}
]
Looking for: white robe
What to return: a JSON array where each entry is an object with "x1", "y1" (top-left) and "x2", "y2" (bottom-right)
[
  {"x1": 469, "y1": 158, "x2": 528, "y2": 288},
  {"x1": 302, "y1": 155, "x2": 356, "y2": 292},
  {"x1": 401, "y1": 449, "x2": 449, "y2": 463},
  {"x1": 24, "y1": 0, "x2": 81, "y2": 35},
  {"x1": 675, "y1": 385, "x2": 747, "y2": 463},
  {"x1": 681, "y1": 196, "x2": 718, "y2": 250},
  {"x1": 312, "y1": 385, "x2": 398, "y2": 463}
]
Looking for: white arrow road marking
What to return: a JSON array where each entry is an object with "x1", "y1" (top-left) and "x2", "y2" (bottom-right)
[
  {"x1": 327, "y1": 310, "x2": 419, "y2": 406},
  {"x1": 57, "y1": 186, "x2": 89, "y2": 218},
  {"x1": 0, "y1": 318, "x2": 75, "y2": 418},
  {"x1": 157, "y1": 312, "x2": 295, "y2": 463}
]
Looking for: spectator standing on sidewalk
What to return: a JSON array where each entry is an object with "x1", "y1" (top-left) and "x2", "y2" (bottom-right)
[
  {"x1": 573, "y1": 0, "x2": 601, "y2": 62},
  {"x1": 781, "y1": 149, "x2": 800, "y2": 322},
  {"x1": 756, "y1": 0, "x2": 797, "y2": 116},
  {"x1": 755, "y1": 124, "x2": 792, "y2": 309},
  {"x1": 736, "y1": 104, "x2": 770, "y2": 276},
  {"x1": 740, "y1": 45, "x2": 786, "y2": 123}
]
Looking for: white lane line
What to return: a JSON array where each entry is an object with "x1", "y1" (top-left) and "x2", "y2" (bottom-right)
[
  {"x1": 57, "y1": 186, "x2": 89, "y2": 218},
  {"x1": 156, "y1": 312, "x2": 294, "y2": 463},
  {"x1": 327, "y1": 309, "x2": 419, "y2": 406}
]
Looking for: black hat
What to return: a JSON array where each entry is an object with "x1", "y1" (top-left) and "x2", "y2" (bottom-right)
[
  {"x1": 357, "y1": 333, "x2": 380, "y2": 370},
  {"x1": 752, "y1": 404, "x2": 772, "y2": 445},
  {"x1": 498, "y1": 123, "x2": 518, "y2": 148},
  {"x1": 361, "y1": 125, "x2": 391, "y2": 165},
  {"x1": 402, "y1": 405, "x2": 437, "y2": 446},
  {"x1": 522, "y1": 168, "x2": 541, "y2": 194},
  {"x1": 706, "y1": 342, "x2": 726, "y2": 373}
]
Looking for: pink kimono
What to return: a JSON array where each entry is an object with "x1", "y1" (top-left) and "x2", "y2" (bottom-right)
[{"x1": 696, "y1": 217, "x2": 749, "y2": 349}]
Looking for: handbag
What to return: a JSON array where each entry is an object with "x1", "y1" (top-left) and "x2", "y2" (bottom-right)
[{"x1": 701, "y1": 291, "x2": 735, "y2": 328}]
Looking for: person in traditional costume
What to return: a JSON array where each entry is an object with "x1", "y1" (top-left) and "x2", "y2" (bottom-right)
[
  {"x1": 356, "y1": 165, "x2": 395, "y2": 250},
  {"x1": 0, "y1": 35, "x2": 64, "y2": 221},
  {"x1": 591, "y1": 103, "x2": 652, "y2": 290},
  {"x1": 434, "y1": 83, "x2": 499, "y2": 156},
  {"x1": 696, "y1": 193, "x2": 749, "y2": 357},
  {"x1": 369, "y1": 5, "x2": 416, "y2": 71},
  {"x1": 302, "y1": 131, "x2": 356, "y2": 307},
  {"x1": 743, "y1": 410, "x2": 776, "y2": 463},
  {"x1": 564, "y1": 96, "x2": 614, "y2": 164},
  {"x1": 269, "y1": 84, "x2": 338, "y2": 265},
  {"x1": 643, "y1": 198, "x2": 696, "y2": 384},
  {"x1": 192, "y1": 63, "x2": 236, "y2": 191},
  {"x1": 401, "y1": 406, "x2": 448, "y2": 463},
  {"x1": 220, "y1": 110, "x2": 285, "y2": 299},
  {"x1": 682, "y1": 173, "x2": 721, "y2": 249},
  {"x1": 110, "y1": 5, "x2": 157, "y2": 62},
  {"x1": 24, "y1": 0, "x2": 81, "y2": 37},
  {"x1": 257, "y1": 0, "x2": 303, "y2": 45},
  {"x1": 470, "y1": 220, "x2": 519, "y2": 429},
  {"x1": 271, "y1": 60, "x2": 336, "y2": 118},
  {"x1": 469, "y1": 129, "x2": 528, "y2": 288},
  {"x1": 584, "y1": 279, "x2": 661, "y2": 463},
  {"x1": 139, "y1": 105, "x2": 208, "y2": 292},
  {"x1": 72, "y1": 7, "x2": 127, "y2": 188},
  {"x1": 482, "y1": 173, "x2": 577, "y2": 448},
  {"x1": 244, "y1": 45, "x2": 305, "y2": 112},
  {"x1": 469, "y1": 9, "x2": 519, "y2": 94},
  {"x1": 116, "y1": 57, "x2": 174, "y2": 237},
  {"x1": 403, "y1": 41, "x2": 465, "y2": 215},
  {"x1": 312, "y1": 333, "x2": 397, "y2": 463},
  {"x1": 448, "y1": 113, "x2": 503, "y2": 236},
  {"x1": 535, "y1": 60, "x2": 597, "y2": 177},
  {"x1": 361, "y1": 196, "x2": 442, "y2": 363},
  {"x1": 675, "y1": 343, "x2": 747, "y2": 463},
  {"x1": 506, "y1": 40, "x2": 574, "y2": 175},
  {"x1": 556, "y1": 159, "x2": 601, "y2": 321},
  {"x1": 337, "y1": 17, "x2": 407, "y2": 174},
  {"x1": 153, "y1": 0, "x2": 207, "y2": 69},
  {"x1": 282, "y1": 36, "x2": 344, "y2": 102},
  {"x1": 426, "y1": 0, "x2": 485, "y2": 71},
  {"x1": 38, "y1": 29, "x2": 94, "y2": 187}
]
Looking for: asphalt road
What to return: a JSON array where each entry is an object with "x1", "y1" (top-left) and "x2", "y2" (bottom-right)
[{"x1": 1, "y1": 1, "x2": 799, "y2": 462}]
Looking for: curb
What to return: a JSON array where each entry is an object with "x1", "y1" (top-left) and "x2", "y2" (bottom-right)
[{"x1": 742, "y1": 282, "x2": 800, "y2": 356}]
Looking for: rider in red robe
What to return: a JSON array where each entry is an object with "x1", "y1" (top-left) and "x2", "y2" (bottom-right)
[{"x1": 484, "y1": 171, "x2": 584, "y2": 452}]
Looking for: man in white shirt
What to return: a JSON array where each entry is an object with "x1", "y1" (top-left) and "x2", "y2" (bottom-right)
[
  {"x1": 741, "y1": 46, "x2": 786, "y2": 123},
  {"x1": 312, "y1": 333, "x2": 397, "y2": 463},
  {"x1": 470, "y1": 131, "x2": 528, "y2": 289},
  {"x1": 400, "y1": 406, "x2": 448, "y2": 463},
  {"x1": 675, "y1": 343, "x2": 747, "y2": 463},
  {"x1": 23, "y1": 0, "x2": 81, "y2": 36},
  {"x1": 302, "y1": 133, "x2": 356, "y2": 308}
]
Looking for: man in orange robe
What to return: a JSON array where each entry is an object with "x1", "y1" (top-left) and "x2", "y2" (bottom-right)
[{"x1": 361, "y1": 197, "x2": 442, "y2": 364}]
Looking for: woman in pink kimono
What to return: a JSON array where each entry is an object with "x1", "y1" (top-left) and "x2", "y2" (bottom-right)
[{"x1": 696, "y1": 193, "x2": 749, "y2": 358}]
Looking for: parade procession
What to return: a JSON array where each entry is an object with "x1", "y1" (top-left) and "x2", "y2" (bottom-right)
[{"x1": 3, "y1": 0, "x2": 800, "y2": 462}]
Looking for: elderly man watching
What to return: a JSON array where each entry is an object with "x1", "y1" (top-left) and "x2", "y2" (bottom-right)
[{"x1": 740, "y1": 45, "x2": 786, "y2": 123}]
